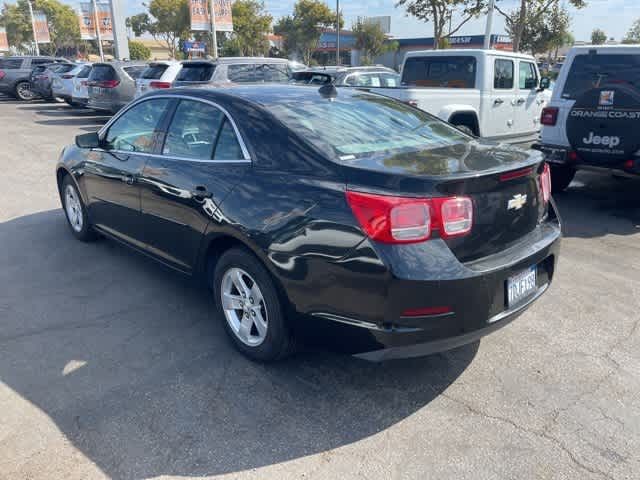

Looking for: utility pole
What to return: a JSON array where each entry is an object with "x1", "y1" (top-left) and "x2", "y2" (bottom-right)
[
  {"x1": 27, "y1": 1, "x2": 39, "y2": 56},
  {"x1": 484, "y1": 0, "x2": 495, "y2": 50},
  {"x1": 92, "y1": 0, "x2": 105, "y2": 61},
  {"x1": 109, "y1": 0, "x2": 130, "y2": 60},
  {"x1": 336, "y1": 0, "x2": 340, "y2": 66},
  {"x1": 210, "y1": 0, "x2": 218, "y2": 59}
]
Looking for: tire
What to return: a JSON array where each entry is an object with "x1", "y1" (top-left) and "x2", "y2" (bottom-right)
[
  {"x1": 213, "y1": 247, "x2": 294, "y2": 362},
  {"x1": 61, "y1": 176, "x2": 98, "y2": 242},
  {"x1": 454, "y1": 124, "x2": 475, "y2": 136},
  {"x1": 14, "y1": 81, "x2": 34, "y2": 101},
  {"x1": 550, "y1": 165, "x2": 576, "y2": 193}
]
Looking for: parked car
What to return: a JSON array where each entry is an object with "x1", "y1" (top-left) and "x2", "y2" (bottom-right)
[
  {"x1": 134, "y1": 60, "x2": 182, "y2": 98},
  {"x1": 536, "y1": 45, "x2": 640, "y2": 192},
  {"x1": 87, "y1": 61, "x2": 147, "y2": 114},
  {"x1": 56, "y1": 84, "x2": 560, "y2": 362},
  {"x1": 0, "y1": 56, "x2": 70, "y2": 100},
  {"x1": 31, "y1": 63, "x2": 77, "y2": 101},
  {"x1": 70, "y1": 64, "x2": 93, "y2": 107},
  {"x1": 366, "y1": 50, "x2": 551, "y2": 144},
  {"x1": 172, "y1": 57, "x2": 292, "y2": 88},
  {"x1": 292, "y1": 66, "x2": 401, "y2": 87},
  {"x1": 52, "y1": 63, "x2": 90, "y2": 105}
]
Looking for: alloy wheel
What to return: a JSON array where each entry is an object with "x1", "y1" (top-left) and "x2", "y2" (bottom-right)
[
  {"x1": 16, "y1": 82, "x2": 34, "y2": 101},
  {"x1": 64, "y1": 184, "x2": 84, "y2": 233},
  {"x1": 221, "y1": 267, "x2": 268, "y2": 347}
]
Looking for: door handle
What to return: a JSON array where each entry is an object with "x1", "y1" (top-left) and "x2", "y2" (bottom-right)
[
  {"x1": 191, "y1": 185, "x2": 213, "y2": 200},
  {"x1": 122, "y1": 174, "x2": 135, "y2": 185},
  {"x1": 494, "y1": 98, "x2": 504, "y2": 105},
  {"x1": 516, "y1": 98, "x2": 526, "y2": 105}
]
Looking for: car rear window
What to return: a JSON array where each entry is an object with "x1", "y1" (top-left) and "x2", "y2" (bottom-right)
[
  {"x1": 89, "y1": 65, "x2": 117, "y2": 81},
  {"x1": 141, "y1": 64, "x2": 169, "y2": 80},
  {"x1": 176, "y1": 63, "x2": 216, "y2": 82},
  {"x1": 562, "y1": 54, "x2": 640, "y2": 99},
  {"x1": 267, "y1": 93, "x2": 467, "y2": 159},
  {"x1": 0, "y1": 59, "x2": 23, "y2": 69},
  {"x1": 291, "y1": 72, "x2": 333, "y2": 85},
  {"x1": 76, "y1": 66, "x2": 92, "y2": 78},
  {"x1": 123, "y1": 66, "x2": 146, "y2": 79},
  {"x1": 402, "y1": 56, "x2": 477, "y2": 88}
]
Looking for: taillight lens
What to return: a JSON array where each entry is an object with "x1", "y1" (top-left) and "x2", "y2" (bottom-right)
[
  {"x1": 0, "y1": 71, "x2": 5, "y2": 80},
  {"x1": 150, "y1": 81, "x2": 171, "y2": 89},
  {"x1": 540, "y1": 163, "x2": 552, "y2": 203},
  {"x1": 62, "y1": 74, "x2": 74, "y2": 79},
  {"x1": 91, "y1": 80, "x2": 120, "y2": 88},
  {"x1": 541, "y1": 107, "x2": 559, "y2": 126},
  {"x1": 345, "y1": 191, "x2": 473, "y2": 244}
]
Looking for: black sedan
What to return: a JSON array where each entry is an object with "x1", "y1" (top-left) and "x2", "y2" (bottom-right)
[{"x1": 56, "y1": 85, "x2": 561, "y2": 362}]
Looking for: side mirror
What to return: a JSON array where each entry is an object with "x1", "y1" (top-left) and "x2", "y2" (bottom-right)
[
  {"x1": 539, "y1": 77, "x2": 551, "y2": 91},
  {"x1": 75, "y1": 132, "x2": 101, "y2": 149}
]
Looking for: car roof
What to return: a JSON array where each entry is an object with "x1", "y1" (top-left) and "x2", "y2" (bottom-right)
[
  {"x1": 181, "y1": 57, "x2": 290, "y2": 66},
  {"x1": 93, "y1": 61, "x2": 147, "y2": 67},
  {"x1": 303, "y1": 66, "x2": 397, "y2": 74},
  {"x1": 404, "y1": 49, "x2": 536, "y2": 61}
]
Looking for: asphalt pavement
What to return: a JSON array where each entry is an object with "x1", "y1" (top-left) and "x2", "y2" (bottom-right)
[{"x1": 0, "y1": 96, "x2": 638, "y2": 480}]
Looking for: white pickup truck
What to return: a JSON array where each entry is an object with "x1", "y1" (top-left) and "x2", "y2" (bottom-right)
[{"x1": 365, "y1": 49, "x2": 551, "y2": 145}]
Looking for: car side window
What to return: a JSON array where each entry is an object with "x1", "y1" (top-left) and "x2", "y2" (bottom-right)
[
  {"x1": 519, "y1": 62, "x2": 538, "y2": 90},
  {"x1": 104, "y1": 99, "x2": 170, "y2": 153},
  {"x1": 31, "y1": 59, "x2": 51, "y2": 66},
  {"x1": 494, "y1": 59, "x2": 514, "y2": 89},
  {"x1": 227, "y1": 64, "x2": 255, "y2": 82},
  {"x1": 163, "y1": 100, "x2": 224, "y2": 160},
  {"x1": 214, "y1": 119, "x2": 244, "y2": 160},
  {"x1": 258, "y1": 64, "x2": 290, "y2": 83}
]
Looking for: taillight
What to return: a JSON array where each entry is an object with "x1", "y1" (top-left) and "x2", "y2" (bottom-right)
[
  {"x1": 345, "y1": 191, "x2": 473, "y2": 244},
  {"x1": 62, "y1": 74, "x2": 74, "y2": 79},
  {"x1": 150, "y1": 81, "x2": 171, "y2": 89},
  {"x1": 0, "y1": 70, "x2": 5, "y2": 80},
  {"x1": 540, "y1": 163, "x2": 551, "y2": 203},
  {"x1": 81, "y1": 80, "x2": 88, "y2": 86},
  {"x1": 92, "y1": 80, "x2": 120, "y2": 88},
  {"x1": 541, "y1": 107, "x2": 559, "y2": 126}
]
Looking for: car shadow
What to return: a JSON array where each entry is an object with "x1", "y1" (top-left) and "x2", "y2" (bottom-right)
[
  {"x1": 35, "y1": 117, "x2": 108, "y2": 127},
  {"x1": 553, "y1": 171, "x2": 640, "y2": 238},
  {"x1": 0, "y1": 210, "x2": 477, "y2": 479}
]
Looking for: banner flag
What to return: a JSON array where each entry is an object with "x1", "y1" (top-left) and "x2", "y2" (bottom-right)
[
  {"x1": 0, "y1": 27, "x2": 9, "y2": 52},
  {"x1": 78, "y1": 3, "x2": 114, "y2": 41},
  {"x1": 190, "y1": 0, "x2": 233, "y2": 32},
  {"x1": 33, "y1": 11, "x2": 51, "y2": 44}
]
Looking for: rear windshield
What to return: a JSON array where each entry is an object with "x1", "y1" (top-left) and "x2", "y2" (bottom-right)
[
  {"x1": 267, "y1": 93, "x2": 467, "y2": 159},
  {"x1": 141, "y1": 64, "x2": 169, "y2": 80},
  {"x1": 0, "y1": 59, "x2": 23, "y2": 69},
  {"x1": 89, "y1": 65, "x2": 117, "y2": 81},
  {"x1": 123, "y1": 66, "x2": 146, "y2": 79},
  {"x1": 562, "y1": 54, "x2": 640, "y2": 99},
  {"x1": 176, "y1": 63, "x2": 216, "y2": 82},
  {"x1": 76, "y1": 66, "x2": 92, "y2": 78},
  {"x1": 402, "y1": 56, "x2": 477, "y2": 88},
  {"x1": 291, "y1": 71, "x2": 334, "y2": 85}
]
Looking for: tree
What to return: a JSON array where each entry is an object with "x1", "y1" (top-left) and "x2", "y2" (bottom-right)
[
  {"x1": 495, "y1": 0, "x2": 586, "y2": 52},
  {"x1": 225, "y1": 0, "x2": 272, "y2": 57},
  {"x1": 512, "y1": 3, "x2": 570, "y2": 56},
  {"x1": 133, "y1": 0, "x2": 190, "y2": 58},
  {"x1": 0, "y1": 0, "x2": 79, "y2": 52},
  {"x1": 274, "y1": 0, "x2": 342, "y2": 65},
  {"x1": 622, "y1": 19, "x2": 640, "y2": 44},
  {"x1": 352, "y1": 20, "x2": 398, "y2": 65},
  {"x1": 128, "y1": 40, "x2": 151, "y2": 60},
  {"x1": 395, "y1": 0, "x2": 486, "y2": 50},
  {"x1": 590, "y1": 28, "x2": 607, "y2": 45}
]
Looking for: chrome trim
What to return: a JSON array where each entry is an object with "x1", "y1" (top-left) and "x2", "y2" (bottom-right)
[
  {"x1": 98, "y1": 94, "x2": 252, "y2": 161},
  {"x1": 487, "y1": 283, "x2": 549, "y2": 324},
  {"x1": 93, "y1": 148, "x2": 250, "y2": 164},
  {"x1": 311, "y1": 312, "x2": 388, "y2": 331}
]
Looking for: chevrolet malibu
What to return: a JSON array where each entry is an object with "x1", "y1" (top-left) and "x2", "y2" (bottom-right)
[{"x1": 55, "y1": 85, "x2": 561, "y2": 362}]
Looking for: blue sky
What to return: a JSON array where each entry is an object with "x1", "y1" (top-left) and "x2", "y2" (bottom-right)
[{"x1": 12, "y1": 0, "x2": 640, "y2": 42}]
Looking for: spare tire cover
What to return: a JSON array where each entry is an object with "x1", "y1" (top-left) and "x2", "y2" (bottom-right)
[{"x1": 566, "y1": 84, "x2": 640, "y2": 164}]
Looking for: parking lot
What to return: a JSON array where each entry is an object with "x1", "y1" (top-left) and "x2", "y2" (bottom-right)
[{"x1": 0, "y1": 95, "x2": 639, "y2": 479}]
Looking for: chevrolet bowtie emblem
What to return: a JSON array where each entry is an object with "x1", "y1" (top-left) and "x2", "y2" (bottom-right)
[{"x1": 508, "y1": 194, "x2": 527, "y2": 210}]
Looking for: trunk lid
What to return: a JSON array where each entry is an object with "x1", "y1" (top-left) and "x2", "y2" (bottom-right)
[{"x1": 343, "y1": 142, "x2": 548, "y2": 262}]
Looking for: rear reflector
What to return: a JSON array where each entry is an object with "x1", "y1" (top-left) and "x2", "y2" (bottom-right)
[
  {"x1": 150, "y1": 81, "x2": 171, "y2": 89},
  {"x1": 540, "y1": 163, "x2": 551, "y2": 203},
  {"x1": 401, "y1": 306, "x2": 452, "y2": 317},
  {"x1": 345, "y1": 191, "x2": 473, "y2": 244},
  {"x1": 500, "y1": 167, "x2": 534, "y2": 182},
  {"x1": 541, "y1": 107, "x2": 559, "y2": 126},
  {"x1": 568, "y1": 151, "x2": 579, "y2": 162}
]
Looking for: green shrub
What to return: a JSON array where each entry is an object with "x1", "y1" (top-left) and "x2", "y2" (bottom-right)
[{"x1": 128, "y1": 40, "x2": 151, "y2": 61}]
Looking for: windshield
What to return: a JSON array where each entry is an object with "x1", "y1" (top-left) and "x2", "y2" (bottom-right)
[
  {"x1": 267, "y1": 93, "x2": 468, "y2": 160},
  {"x1": 562, "y1": 54, "x2": 640, "y2": 99}
]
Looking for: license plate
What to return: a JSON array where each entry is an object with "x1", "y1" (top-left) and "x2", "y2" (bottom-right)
[
  {"x1": 507, "y1": 267, "x2": 537, "y2": 307},
  {"x1": 95, "y1": 87, "x2": 106, "y2": 95}
]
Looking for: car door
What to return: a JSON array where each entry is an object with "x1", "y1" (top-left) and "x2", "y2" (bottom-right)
[
  {"x1": 485, "y1": 58, "x2": 517, "y2": 141},
  {"x1": 82, "y1": 98, "x2": 171, "y2": 248},
  {"x1": 513, "y1": 60, "x2": 544, "y2": 137},
  {"x1": 139, "y1": 98, "x2": 251, "y2": 272}
]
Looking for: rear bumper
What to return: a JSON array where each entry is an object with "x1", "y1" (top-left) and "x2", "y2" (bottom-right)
[
  {"x1": 87, "y1": 98, "x2": 118, "y2": 113},
  {"x1": 533, "y1": 143, "x2": 640, "y2": 174},
  {"x1": 292, "y1": 203, "x2": 561, "y2": 361},
  {"x1": 71, "y1": 96, "x2": 89, "y2": 107}
]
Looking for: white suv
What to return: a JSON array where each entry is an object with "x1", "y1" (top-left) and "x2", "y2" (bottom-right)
[{"x1": 537, "y1": 45, "x2": 640, "y2": 192}]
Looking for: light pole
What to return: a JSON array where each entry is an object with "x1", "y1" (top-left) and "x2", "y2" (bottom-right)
[
  {"x1": 92, "y1": 0, "x2": 105, "y2": 61},
  {"x1": 336, "y1": 0, "x2": 340, "y2": 66},
  {"x1": 484, "y1": 0, "x2": 495, "y2": 50},
  {"x1": 210, "y1": 0, "x2": 218, "y2": 59},
  {"x1": 108, "y1": 0, "x2": 130, "y2": 60},
  {"x1": 27, "y1": 1, "x2": 39, "y2": 56}
]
